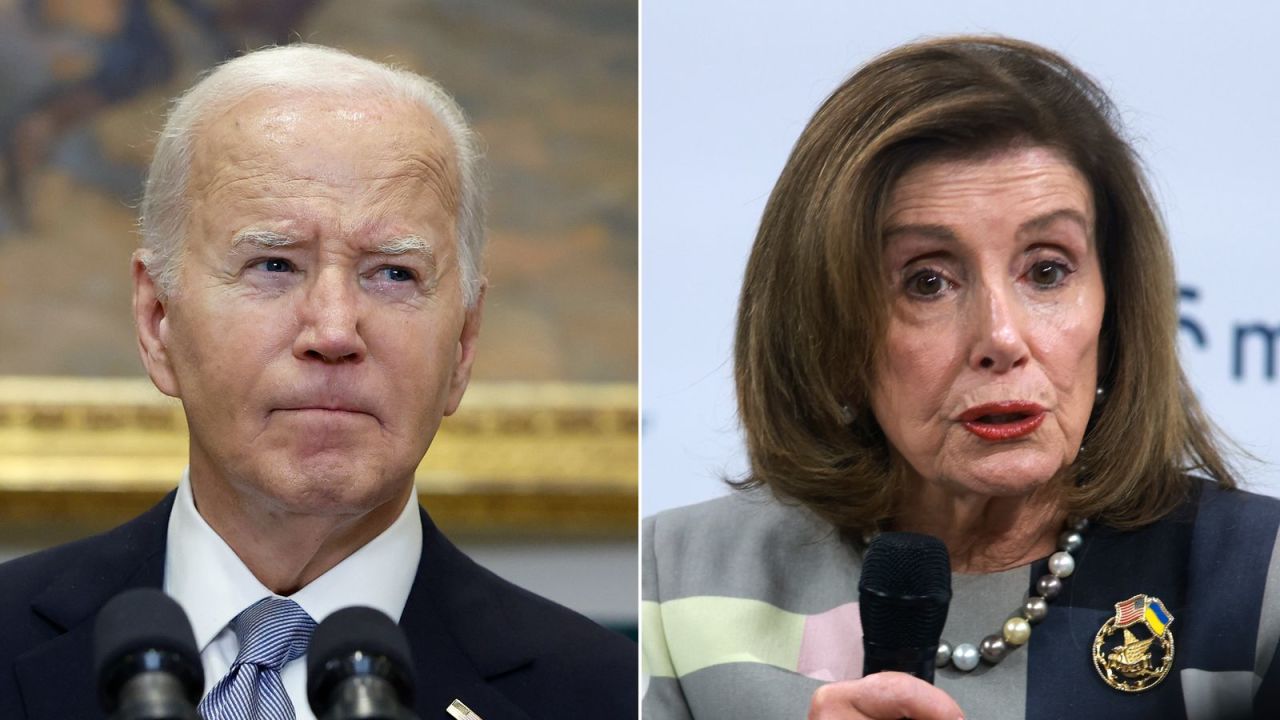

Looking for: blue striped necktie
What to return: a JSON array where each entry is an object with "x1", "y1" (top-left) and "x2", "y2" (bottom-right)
[{"x1": 199, "y1": 597, "x2": 317, "y2": 720}]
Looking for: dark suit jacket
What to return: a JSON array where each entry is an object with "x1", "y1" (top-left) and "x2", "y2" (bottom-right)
[{"x1": 0, "y1": 493, "x2": 637, "y2": 719}]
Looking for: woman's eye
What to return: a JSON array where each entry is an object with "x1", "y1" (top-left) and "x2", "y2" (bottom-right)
[
  {"x1": 1029, "y1": 261, "x2": 1069, "y2": 287},
  {"x1": 906, "y1": 269, "x2": 949, "y2": 297}
]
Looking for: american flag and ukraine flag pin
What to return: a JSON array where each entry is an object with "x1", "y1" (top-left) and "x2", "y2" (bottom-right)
[{"x1": 1091, "y1": 593, "x2": 1176, "y2": 692}]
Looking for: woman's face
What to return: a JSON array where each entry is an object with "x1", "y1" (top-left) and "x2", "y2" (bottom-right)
[{"x1": 870, "y1": 145, "x2": 1105, "y2": 499}]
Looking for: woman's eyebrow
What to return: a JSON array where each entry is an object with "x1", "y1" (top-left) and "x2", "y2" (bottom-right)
[
  {"x1": 1017, "y1": 208, "x2": 1091, "y2": 238},
  {"x1": 882, "y1": 223, "x2": 957, "y2": 244}
]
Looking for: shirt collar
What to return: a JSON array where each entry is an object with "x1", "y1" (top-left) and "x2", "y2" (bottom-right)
[{"x1": 164, "y1": 468, "x2": 423, "y2": 652}]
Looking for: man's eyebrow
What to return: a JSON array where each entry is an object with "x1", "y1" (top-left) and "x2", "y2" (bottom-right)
[
  {"x1": 231, "y1": 229, "x2": 297, "y2": 250},
  {"x1": 373, "y1": 235, "x2": 433, "y2": 257}
]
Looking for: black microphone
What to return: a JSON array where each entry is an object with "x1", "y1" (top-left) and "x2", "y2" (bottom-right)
[
  {"x1": 858, "y1": 532, "x2": 952, "y2": 683},
  {"x1": 94, "y1": 588, "x2": 204, "y2": 720},
  {"x1": 307, "y1": 606, "x2": 418, "y2": 720}
]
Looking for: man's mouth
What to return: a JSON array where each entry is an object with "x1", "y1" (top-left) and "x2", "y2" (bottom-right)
[{"x1": 273, "y1": 405, "x2": 379, "y2": 423}]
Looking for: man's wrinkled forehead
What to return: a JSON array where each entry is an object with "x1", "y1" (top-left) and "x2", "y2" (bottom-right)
[{"x1": 187, "y1": 88, "x2": 461, "y2": 212}]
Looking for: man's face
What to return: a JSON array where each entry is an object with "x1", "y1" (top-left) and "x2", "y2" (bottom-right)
[{"x1": 135, "y1": 90, "x2": 481, "y2": 519}]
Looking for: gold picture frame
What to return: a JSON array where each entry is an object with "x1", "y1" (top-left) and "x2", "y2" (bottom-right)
[{"x1": 0, "y1": 377, "x2": 636, "y2": 538}]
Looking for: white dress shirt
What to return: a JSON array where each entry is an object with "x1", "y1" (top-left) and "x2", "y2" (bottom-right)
[{"x1": 164, "y1": 470, "x2": 423, "y2": 720}]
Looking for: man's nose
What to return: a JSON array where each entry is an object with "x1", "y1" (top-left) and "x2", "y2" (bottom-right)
[
  {"x1": 968, "y1": 281, "x2": 1031, "y2": 373},
  {"x1": 294, "y1": 268, "x2": 367, "y2": 364}
]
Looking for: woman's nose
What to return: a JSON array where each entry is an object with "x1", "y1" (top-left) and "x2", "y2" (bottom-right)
[{"x1": 968, "y1": 283, "x2": 1030, "y2": 373}]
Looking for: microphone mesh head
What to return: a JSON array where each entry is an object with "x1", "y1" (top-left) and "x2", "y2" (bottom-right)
[
  {"x1": 93, "y1": 588, "x2": 203, "y2": 705},
  {"x1": 307, "y1": 606, "x2": 415, "y2": 706},
  {"x1": 858, "y1": 532, "x2": 952, "y2": 648}
]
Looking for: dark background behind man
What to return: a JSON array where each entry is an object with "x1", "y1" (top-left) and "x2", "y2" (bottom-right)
[
  {"x1": 0, "y1": 34, "x2": 635, "y2": 720},
  {"x1": 0, "y1": 0, "x2": 637, "y2": 639},
  {"x1": 0, "y1": 0, "x2": 637, "y2": 380}
]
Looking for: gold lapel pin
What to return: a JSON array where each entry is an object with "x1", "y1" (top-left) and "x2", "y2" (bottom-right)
[{"x1": 1092, "y1": 593, "x2": 1175, "y2": 692}]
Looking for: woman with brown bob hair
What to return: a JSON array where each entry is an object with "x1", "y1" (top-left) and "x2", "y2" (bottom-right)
[{"x1": 643, "y1": 36, "x2": 1280, "y2": 720}]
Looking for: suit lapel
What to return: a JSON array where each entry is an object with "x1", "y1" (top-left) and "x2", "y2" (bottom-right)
[
  {"x1": 401, "y1": 508, "x2": 535, "y2": 720},
  {"x1": 15, "y1": 498, "x2": 536, "y2": 720},
  {"x1": 14, "y1": 495, "x2": 172, "y2": 720}
]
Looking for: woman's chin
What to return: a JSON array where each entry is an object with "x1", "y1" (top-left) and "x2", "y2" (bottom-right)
[{"x1": 936, "y1": 451, "x2": 1065, "y2": 498}]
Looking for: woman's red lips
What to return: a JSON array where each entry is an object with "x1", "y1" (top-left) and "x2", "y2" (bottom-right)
[{"x1": 960, "y1": 402, "x2": 1046, "y2": 441}]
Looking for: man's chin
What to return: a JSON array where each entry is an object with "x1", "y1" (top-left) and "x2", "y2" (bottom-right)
[
  {"x1": 243, "y1": 456, "x2": 413, "y2": 517},
  {"x1": 266, "y1": 420, "x2": 382, "y2": 459}
]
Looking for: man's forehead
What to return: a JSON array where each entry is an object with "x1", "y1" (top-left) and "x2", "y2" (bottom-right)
[
  {"x1": 210, "y1": 90, "x2": 433, "y2": 137},
  {"x1": 189, "y1": 88, "x2": 461, "y2": 208}
]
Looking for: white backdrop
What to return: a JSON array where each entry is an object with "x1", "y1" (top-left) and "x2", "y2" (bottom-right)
[{"x1": 641, "y1": 1, "x2": 1279, "y2": 516}]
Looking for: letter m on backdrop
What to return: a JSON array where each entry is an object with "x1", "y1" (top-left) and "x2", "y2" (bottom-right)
[{"x1": 1234, "y1": 323, "x2": 1280, "y2": 380}]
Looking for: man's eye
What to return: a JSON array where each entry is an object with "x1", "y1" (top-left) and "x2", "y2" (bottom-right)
[
  {"x1": 379, "y1": 266, "x2": 416, "y2": 282},
  {"x1": 255, "y1": 258, "x2": 294, "y2": 273}
]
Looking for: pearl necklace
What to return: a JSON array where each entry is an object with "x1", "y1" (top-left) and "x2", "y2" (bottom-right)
[{"x1": 935, "y1": 517, "x2": 1089, "y2": 672}]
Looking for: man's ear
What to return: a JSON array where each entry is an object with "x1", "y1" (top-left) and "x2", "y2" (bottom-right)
[
  {"x1": 443, "y1": 280, "x2": 485, "y2": 417},
  {"x1": 132, "y1": 252, "x2": 181, "y2": 398}
]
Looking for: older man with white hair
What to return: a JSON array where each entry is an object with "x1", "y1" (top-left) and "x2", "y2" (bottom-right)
[{"x1": 0, "y1": 44, "x2": 635, "y2": 720}]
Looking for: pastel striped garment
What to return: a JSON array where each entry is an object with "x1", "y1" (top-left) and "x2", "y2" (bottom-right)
[{"x1": 643, "y1": 480, "x2": 1280, "y2": 719}]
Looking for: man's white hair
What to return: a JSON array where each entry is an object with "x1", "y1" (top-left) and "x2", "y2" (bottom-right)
[{"x1": 139, "y1": 44, "x2": 485, "y2": 306}]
